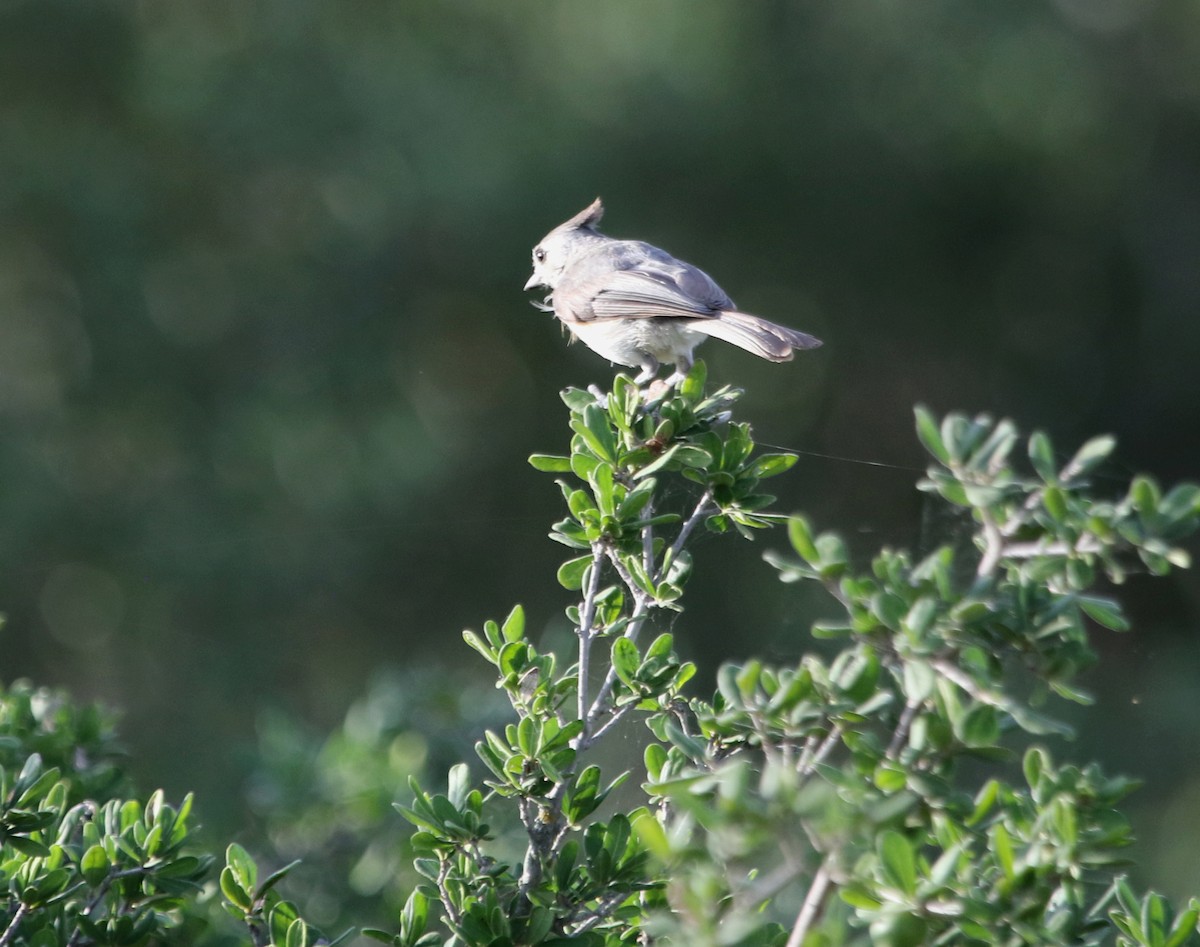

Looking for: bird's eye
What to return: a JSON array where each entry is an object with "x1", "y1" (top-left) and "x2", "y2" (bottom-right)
[{"x1": 534, "y1": 247, "x2": 547, "y2": 263}]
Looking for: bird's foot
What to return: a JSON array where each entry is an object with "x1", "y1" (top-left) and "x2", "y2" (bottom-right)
[{"x1": 644, "y1": 378, "x2": 675, "y2": 402}]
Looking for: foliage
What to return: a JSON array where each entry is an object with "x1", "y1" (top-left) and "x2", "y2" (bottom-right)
[
  {"x1": 0, "y1": 683, "x2": 335, "y2": 946},
  {"x1": 220, "y1": 843, "x2": 350, "y2": 947},
  {"x1": 242, "y1": 668, "x2": 510, "y2": 936},
  {"x1": 2, "y1": 367, "x2": 1199, "y2": 945},
  {"x1": 0, "y1": 682, "x2": 127, "y2": 807},
  {"x1": 374, "y1": 365, "x2": 1200, "y2": 946},
  {"x1": 0, "y1": 684, "x2": 211, "y2": 946}
]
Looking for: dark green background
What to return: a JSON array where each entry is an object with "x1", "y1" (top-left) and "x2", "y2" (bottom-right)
[{"x1": 3, "y1": 0, "x2": 1199, "y2": 897}]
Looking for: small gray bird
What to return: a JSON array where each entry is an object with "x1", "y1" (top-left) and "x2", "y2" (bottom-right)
[{"x1": 524, "y1": 198, "x2": 822, "y2": 384}]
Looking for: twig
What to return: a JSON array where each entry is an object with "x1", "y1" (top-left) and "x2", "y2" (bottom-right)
[
  {"x1": 584, "y1": 487, "x2": 715, "y2": 735},
  {"x1": 576, "y1": 545, "x2": 606, "y2": 727},
  {"x1": 584, "y1": 701, "x2": 636, "y2": 747},
  {"x1": 1000, "y1": 536, "x2": 1103, "y2": 559},
  {"x1": 657, "y1": 489, "x2": 714, "y2": 583},
  {"x1": 798, "y1": 725, "x2": 842, "y2": 777},
  {"x1": 0, "y1": 904, "x2": 27, "y2": 947},
  {"x1": 641, "y1": 497, "x2": 656, "y2": 577},
  {"x1": 930, "y1": 659, "x2": 1012, "y2": 714},
  {"x1": 975, "y1": 511, "x2": 1004, "y2": 579},
  {"x1": 437, "y1": 856, "x2": 464, "y2": 929},
  {"x1": 886, "y1": 698, "x2": 921, "y2": 760},
  {"x1": 570, "y1": 889, "x2": 631, "y2": 933},
  {"x1": 67, "y1": 868, "x2": 148, "y2": 947},
  {"x1": 785, "y1": 860, "x2": 833, "y2": 947},
  {"x1": 585, "y1": 549, "x2": 654, "y2": 727}
]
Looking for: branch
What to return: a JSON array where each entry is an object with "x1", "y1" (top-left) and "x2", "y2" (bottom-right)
[
  {"x1": 785, "y1": 859, "x2": 833, "y2": 947},
  {"x1": 584, "y1": 549, "x2": 654, "y2": 729},
  {"x1": 584, "y1": 701, "x2": 637, "y2": 747},
  {"x1": 656, "y1": 488, "x2": 714, "y2": 584},
  {"x1": 1000, "y1": 536, "x2": 1104, "y2": 559},
  {"x1": 930, "y1": 659, "x2": 1017, "y2": 717},
  {"x1": 0, "y1": 904, "x2": 27, "y2": 947},
  {"x1": 798, "y1": 725, "x2": 842, "y2": 777},
  {"x1": 641, "y1": 496, "x2": 656, "y2": 577},
  {"x1": 576, "y1": 545, "x2": 606, "y2": 726},
  {"x1": 570, "y1": 889, "x2": 631, "y2": 933},
  {"x1": 437, "y1": 856, "x2": 464, "y2": 929},
  {"x1": 886, "y1": 698, "x2": 921, "y2": 760},
  {"x1": 67, "y1": 868, "x2": 149, "y2": 947},
  {"x1": 976, "y1": 512, "x2": 1005, "y2": 579}
]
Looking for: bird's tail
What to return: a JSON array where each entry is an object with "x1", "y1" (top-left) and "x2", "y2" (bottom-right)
[{"x1": 689, "y1": 311, "x2": 823, "y2": 362}]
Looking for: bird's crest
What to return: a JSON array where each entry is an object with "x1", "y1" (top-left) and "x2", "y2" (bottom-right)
[{"x1": 557, "y1": 197, "x2": 604, "y2": 233}]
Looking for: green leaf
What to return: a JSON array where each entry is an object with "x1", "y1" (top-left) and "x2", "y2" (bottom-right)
[
  {"x1": 840, "y1": 887, "x2": 884, "y2": 910},
  {"x1": 680, "y1": 359, "x2": 707, "y2": 401},
  {"x1": 612, "y1": 638, "x2": 640, "y2": 686},
  {"x1": 225, "y1": 843, "x2": 258, "y2": 893},
  {"x1": 991, "y1": 823, "x2": 1015, "y2": 880},
  {"x1": 400, "y1": 888, "x2": 429, "y2": 942},
  {"x1": 561, "y1": 387, "x2": 597, "y2": 411},
  {"x1": 447, "y1": 763, "x2": 471, "y2": 811},
  {"x1": 1028, "y1": 431, "x2": 1057, "y2": 481},
  {"x1": 959, "y1": 705, "x2": 1000, "y2": 748},
  {"x1": 645, "y1": 633, "x2": 674, "y2": 661},
  {"x1": 580, "y1": 403, "x2": 617, "y2": 461},
  {"x1": 1043, "y1": 486, "x2": 1068, "y2": 522},
  {"x1": 873, "y1": 763, "x2": 907, "y2": 792},
  {"x1": 1166, "y1": 904, "x2": 1200, "y2": 947},
  {"x1": 1022, "y1": 747, "x2": 1048, "y2": 790},
  {"x1": 633, "y1": 443, "x2": 685, "y2": 479},
  {"x1": 285, "y1": 917, "x2": 309, "y2": 947},
  {"x1": 220, "y1": 866, "x2": 252, "y2": 911},
  {"x1": 501, "y1": 605, "x2": 525, "y2": 643},
  {"x1": 1142, "y1": 891, "x2": 1167, "y2": 944},
  {"x1": 462, "y1": 630, "x2": 496, "y2": 662},
  {"x1": 1064, "y1": 434, "x2": 1116, "y2": 479},
  {"x1": 644, "y1": 744, "x2": 668, "y2": 781},
  {"x1": 1160, "y1": 483, "x2": 1200, "y2": 521},
  {"x1": 787, "y1": 516, "x2": 819, "y2": 564},
  {"x1": 914, "y1": 406, "x2": 950, "y2": 465},
  {"x1": 16, "y1": 768, "x2": 61, "y2": 809},
  {"x1": 878, "y1": 830, "x2": 917, "y2": 895},
  {"x1": 1079, "y1": 596, "x2": 1129, "y2": 632},
  {"x1": 80, "y1": 844, "x2": 109, "y2": 887},
  {"x1": 749, "y1": 453, "x2": 798, "y2": 479},
  {"x1": 814, "y1": 533, "x2": 849, "y2": 578},
  {"x1": 587, "y1": 462, "x2": 616, "y2": 516},
  {"x1": 672, "y1": 445, "x2": 715, "y2": 469},
  {"x1": 528, "y1": 453, "x2": 571, "y2": 472},
  {"x1": 902, "y1": 660, "x2": 935, "y2": 702},
  {"x1": 1008, "y1": 702, "x2": 1073, "y2": 738},
  {"x1": 630, "y1": 807, "x2": 670, "y2": 860},
  {"x1": 903, "y1": 597, "x2": 937, "y2": 638},
  {"x1": 969, "y1": 779, "x2": 1000, "y2": 825},
  {"x1": 556, "y1": 555, "x2": 593, "y2": 591},
  {"x1": 7, "y1": 835, "x2": 51, "y2": 858}
]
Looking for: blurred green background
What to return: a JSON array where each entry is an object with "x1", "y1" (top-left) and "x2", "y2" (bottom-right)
[{"x1": 3, "y1": 0, "x2": 1199, "y2": 906}]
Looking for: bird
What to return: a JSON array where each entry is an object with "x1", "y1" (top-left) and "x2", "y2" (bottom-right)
[{"x1": 524, "y1": 198, "x2": 822, "y2": 384}]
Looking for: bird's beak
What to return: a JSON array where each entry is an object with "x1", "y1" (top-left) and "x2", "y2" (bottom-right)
[{"x1": 523, "y1": 272, "x2": 543, "y2": 292}]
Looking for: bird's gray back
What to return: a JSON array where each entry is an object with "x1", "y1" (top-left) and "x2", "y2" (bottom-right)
[{"x1": 556, "y1": 238, "x2": 735, "y2": 324}]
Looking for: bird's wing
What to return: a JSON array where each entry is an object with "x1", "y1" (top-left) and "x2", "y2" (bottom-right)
[{"x1": 559, "y1": 242, "x2": 735, "y2": 323}]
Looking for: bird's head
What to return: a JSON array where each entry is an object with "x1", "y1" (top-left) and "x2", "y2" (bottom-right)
[{"x1": 524, "y1": 197, "x2": 605, "y2": 291}]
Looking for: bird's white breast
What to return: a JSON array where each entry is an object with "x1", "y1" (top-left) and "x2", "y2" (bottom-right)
[{"x1": 569, "y1": 318, "x2": 706, "y2": 369}]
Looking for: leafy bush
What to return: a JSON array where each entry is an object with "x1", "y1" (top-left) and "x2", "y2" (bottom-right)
[
  {"x1": 3, "y1": 366, "x2": 1198, "y2": 946},
  {"x1": 380, "y1": 365, "x2": 1200, "y2": 946}
]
